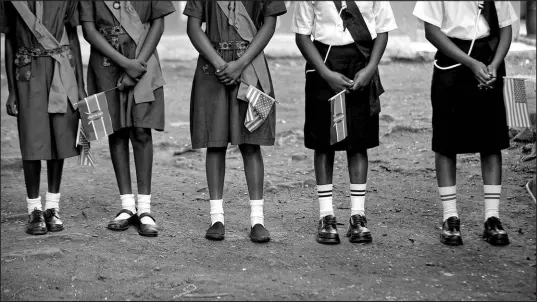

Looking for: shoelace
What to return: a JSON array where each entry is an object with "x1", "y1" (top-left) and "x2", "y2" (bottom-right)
[
  {"x1": 30, "y1": 210, "x2": 44, "y2": 223},
  {"x1": 352, "y1": 215, "x2": 367, "y2": 227},
  {"x1": 447, "y1": 218, "x2": 461, "y2": 230},
  {"x1": 488, "y1": 217, "x2": 504, "y2": 230}
]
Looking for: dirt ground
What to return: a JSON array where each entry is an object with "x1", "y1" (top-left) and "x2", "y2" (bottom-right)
[{"x1": 1, "y1": 55, "x2": 536, "y2": 301}]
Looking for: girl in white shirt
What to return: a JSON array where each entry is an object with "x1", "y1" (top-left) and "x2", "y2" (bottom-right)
[
  {"x1": 292, "y1": 1, "x2": 397, "y2": 245},
  {"x1": 413, "y1": 1, "x2": 518, "y2": 246}
]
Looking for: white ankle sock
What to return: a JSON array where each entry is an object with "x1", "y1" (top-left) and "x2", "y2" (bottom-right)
[
  {"x1": 115, "y1": 194, "x2": 136, "y2": 220},
  {"x1": 27, "y1": 196, "x2": 42, "y2": 214},
  {"x1": 45, "y1": 192, "x2": 60, "y2": 210},
  {"x1": 439, "y1": 186, "x2": 458, "y2": 221},
  {"x1": 350, "y1": 183, "x2": 366, "y2": 216},
  {"x1": 318, "y1": 184, "x2": 334, "y2": 219},
  {"x1": 137, "y1": 194, "x2": 155, "y2": 225},
  {"x1": 484, "y1": 185, "x2": 501, "y2": 221},
  {"x1": 250, "y1": 199, "x2": 264, "y2": 227},
  {"x1": 210, "y1": 199, "x2": 224, "y2": 225}
]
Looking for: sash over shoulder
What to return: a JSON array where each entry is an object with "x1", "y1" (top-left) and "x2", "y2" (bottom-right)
[
  {"x1": 103, "y1": 1, "x2": 166, "y2": 104},
  {"x1": 216, "y1": 1, "x2": 273, "y2": 100},
  {"x1": 11, "y1": 1, "x2": 79, "y2": 114}
]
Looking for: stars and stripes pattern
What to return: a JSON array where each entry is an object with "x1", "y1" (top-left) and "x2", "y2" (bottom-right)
[
  {"x1": 503, "y1": 77, "x2": 531, "y2": 128},
  {"x1": 244, "y1": 85, "x2": 276, "y2": 132},
  {"x1": 329, "y1": 90, "x2": 347, "y2": 145},
  {"x1": 75, "y1": 120, "x2": 95, "y2": 168}
]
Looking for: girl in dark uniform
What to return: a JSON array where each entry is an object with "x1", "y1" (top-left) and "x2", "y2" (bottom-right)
[
  {"x1": 413, "y1": 1, "x2": 518, "y2": 246},
  {"x1": 2, "y1": 1, "x2": 86, "y2": 235},
  {"x1": 184, "y1": 1, "x2": 287, "y2": 242},
  {"x1": 80, "y1": 0, "x2": 175, "y2": 237}
]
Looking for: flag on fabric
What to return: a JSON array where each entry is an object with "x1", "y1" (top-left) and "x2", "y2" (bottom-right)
[
  {"x1": 503, "y1": 77, "x2": 531, "y2": 128},
  {"x1": 77, "y1": 92, "x2": 114, "y2": 141},
  {"x1": 75, "y1": 120, "x2": 95, "y2": 168},
  {"x1": 244, "y1": 85, "x2": 276, "y2": 132},
  {"x1": 329, "y1": 90, "x2": 348, "y2": 145}
]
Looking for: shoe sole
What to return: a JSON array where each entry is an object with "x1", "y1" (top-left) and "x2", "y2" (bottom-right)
[
  {"x1": 26, "y1": 229, "x2": 48, "y2": 235},
  {"x1": 440, "y1": 235, "x2": 463, "y2": 246},
  {"x1": 206, "y1": 234, "x2": 225, "y2": 241},
  {"x1": 250, "y1": 236, "x2": 271, "y2": 243},
  {"x1": 483, "y1": 234, "x2": 509, "y2": 246},
  {"x1": 46, "y1": 224, "x2": 64, "y2": 232},
  {"x1": 138, "y1": 231, "x2": 158, "y2": 237},
  {"x1": 349, "y1": 234, "x2": 372, "y2": 243},
  {"x1": 107, "y1": 225, "x2": 130, "y2": 231},
  {"x1": 316, "y1": 235, "x2": 341, "y2": 245}
]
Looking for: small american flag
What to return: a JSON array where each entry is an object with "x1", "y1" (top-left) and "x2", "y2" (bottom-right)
[
  {"x1": 329, "y1": 90, "x2": 347, "y2": 145},
  {"x1": 75, "y1": 120, "x2": 95, "y2": 168},
  {"x1": 244, "y1": 85, "x2": 276, "y2": 132},
  {"x1": 503, "y1": 77, "x2": 531, "y2": 128}
]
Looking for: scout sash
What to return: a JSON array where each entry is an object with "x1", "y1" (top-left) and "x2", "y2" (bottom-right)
[
  {"x1": 11, "y1": 1, "x2": 79, "y2": 113},
  {"x1": 216, "y1": 1, "x2": 274, "y2": 100},
  {"x1": 104, "y1": 1, "x2": 166, "y2": 103},
  {"x1": 332, "y1": 1, "x2": 384, "y2": 115}
]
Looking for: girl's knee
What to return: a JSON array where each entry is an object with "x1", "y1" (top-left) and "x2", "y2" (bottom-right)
[
  {"x1": 131, "y1": 128, "x2": 152, "y2": 143},
  {"x1": 239, "y1": 144, "x2": 260, "y2": 156}
]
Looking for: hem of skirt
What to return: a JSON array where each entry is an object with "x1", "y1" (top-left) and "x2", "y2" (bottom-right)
[
  {"x1": 192, "y1": 138, "x2": 275, "y2": 149},
  {"x1": 304, "y1": 141, "x2": 379, "y2": 151},
  {"x1": 113, "y1": 123, "x2": 164, "y2": 132},
  {"x1": 21, "y1": 151, "x2": 79, "y2": 161},
  {"x1": 432, "y1": 144, "x2": 510, "y2": 155}
]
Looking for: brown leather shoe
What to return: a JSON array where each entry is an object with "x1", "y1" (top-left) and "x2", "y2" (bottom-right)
[
  {"x1": 44, "y1": 208, "x2": 64, "y2": 232},
  {"x1": 26, "y1": 209, "x2": 48, "y2": 235},
  {"x1": 316, "y1": 215, "x2": 340, "y2": 244},
  {"x1": 205, "y1": 222, "x2": 225, "y2": 241},
  {"x1": 138, "y1": 213, "x2": 158, "y2": 237},
  {"x1": 440, "y1": 216, "x2": 463, "y2": 246},
  {"x1": 483, "y1": 217, "x2": 509, "y2": 246},
  {"x1": 107, "y1": 209, "x2": 137, "y2": 231},
  {"x1": 250, "y1": 224, "x2": 271, "y2": 243},
  {"x1": 346, "y1": 214, "x2": 372, "y2": 243}
]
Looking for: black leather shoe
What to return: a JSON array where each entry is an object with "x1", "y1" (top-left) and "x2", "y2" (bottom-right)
[
  {"x1": 440, "y1": 216, "x2": 463, "y2": 246},
  {"x1": 44, "y1": 208, "x2": 64, "y2": 232},
  {"x1": 316, "y1": 215, "x2": 340, "y2": 244},
  {"x1": 138, "y1": 213, "x2": 158, "y2": 237},
  {"x1": 483, "y1": 217, "x2": 509, "y2": 246},
  {"x1": 26, "y1": 209, "x2": 48, "y2": 235},
  {"x1": 250, "y1": 224, "x2": 271, "y2": 243},
  {"x1": 205, "y1": 222, "x2": 225, "y2": 241},
  {"x1": 346, "y1": 214, "x2": 372, "y2": 243},
  {"x1": 107, "y1": 209, "x2": 137, "y2": 231}
]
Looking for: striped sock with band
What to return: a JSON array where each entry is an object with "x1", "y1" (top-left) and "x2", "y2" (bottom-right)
[
  {"x1": 484, "y1": 185, "x2": 501, "y2": 221},
  {"x1": 318, "y1": 184, "x2": 334, "y2": 219},
  {"x1": 439, "y1": 186, "x2": 458, "y2": 221},
  {"x1": 350, "y1": 183, "x2": 366, "y2": 216}
]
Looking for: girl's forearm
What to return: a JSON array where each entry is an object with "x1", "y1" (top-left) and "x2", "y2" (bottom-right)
[
  {"x1": 366, "y1": 32, "x2": 388, "y2": 69},
  {"x1": 66, "y1": 25, "x2": 85, "y2": 89},
  {"x1": 187, "y1": 17, "x2": 226, "y2": 69},
  {"x1": 295, "y1": 33, "x2": 331, "y2": 78},
  {"x1": 424, "y1": 22, "x2": 476, "y2": 68},
  {"x1": 4, "y1": 34, "x2": 16, "y2": 94},
  {"x1": 491, "y1": 25, "x2": 512, "y2": 67},
  {"x1": 82, "y1": 22, "x2": 130, "y2": 68},
  {"x1": 235, "y1": 16, "x2": 276, "y2": 68},
  {"x1": 136, "y1": 17, "x2": 164, "y2": 63}
]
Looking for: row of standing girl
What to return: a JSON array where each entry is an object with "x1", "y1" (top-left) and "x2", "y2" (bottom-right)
[{"x1": 2, "y1": 1, "x2": 519, "y2": 247}]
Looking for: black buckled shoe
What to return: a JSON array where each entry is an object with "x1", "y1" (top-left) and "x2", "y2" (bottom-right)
[
  {"x1": 483, "y1": 217, "x2": 509, "y2": 246},
  {"x1": 250, "y1": 224, "x2": 271, "y2": 243},
  {"x1": 107, "y1": 209, "x2": 137, "y2": 231},
  {"x1": 26, "y1": 209, "x2": 48, "y2": 235},
  {"x1": 205, "y1": 222, "x2": 225, "y2": 241},
  {"x1": 138, "y1": 213, "x2": 158, "y2": 237},
  {"x1": 440, "y1": 216, "x2": 463, "y2": 246},
  {"x1": 44, "y1": 208, "x2": 64, "y2": 232},
  {"x1": 316, "y1": 215, "x2": 340, "y2": 244},
  {"x1": 346, "y1": 214, "x2": 372, "y2": 243}
]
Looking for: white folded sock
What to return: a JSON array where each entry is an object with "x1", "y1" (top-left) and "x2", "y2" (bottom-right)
[
  {"x1": 45, "y1": 192, "x2": 60, "y2": 210},
  {"x1": 210, "y1": 199, "x2": 224, "y2": 225},
  {"x1": 27, "y1": 196, "x2": 42, "y2": 214},
  {"x1": 250, "y1": 199, "x2": 264, "y2": 227}
]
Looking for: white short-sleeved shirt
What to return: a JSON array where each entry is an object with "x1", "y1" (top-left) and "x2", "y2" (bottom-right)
[
  {"x1": 291, "y1": 1, "x2": 398, "y2": 46},
  {"x1": 413, "y1": 1, "x2": 518, "y2": 40}
]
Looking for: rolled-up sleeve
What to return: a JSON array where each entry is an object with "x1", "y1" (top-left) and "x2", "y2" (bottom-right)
[
  {"x1": 374, "y1": 1, "x2": 397, "y2": 33},
  {"x1": 291, "y1": 1, "x2": 314, "y2": 35},
  {"x1": 496, "y1": 1, "x2": 518, "y2": 28},
  {"x1": 183, "y1": 0, "x2": 205, "y2": 22},
  {"x1": 413, "y1": 1, "x2": 443, "y2": 28}
]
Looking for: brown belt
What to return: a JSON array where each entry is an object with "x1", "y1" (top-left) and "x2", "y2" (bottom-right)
[{"x1": 14, "y1": 45, "x2": 72, "y2": 67}]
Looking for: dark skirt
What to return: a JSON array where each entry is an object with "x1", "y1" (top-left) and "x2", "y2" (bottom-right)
[
  {"x1": 304, "y1": 41, "x2": 379, "y2": 151},
  {"x1": 16, "y1": 56, "x2": 79, "y2": 161},
  {"x1": 431, "y1": 37, "x2": 509, "y2": 155}
]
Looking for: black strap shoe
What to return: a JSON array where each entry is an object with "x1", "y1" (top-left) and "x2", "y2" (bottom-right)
[
  {"x1": 346, "y1": 214, "x2": 372, "y2": 243},
  {"x1": 26, "y1": 209, "x2": 48, "y2": 235},
  {"x1": 107, "y1": 209, "x2": 136, "y2": 231},
  {"x1": 205, "y1": 221, "x2": 225, "y2": 241},
  {"x1": 44, "y1": 208, "x2": 64, "y2": 232},
  {"x1": 138, "y1": 213, "x2": 158, "y2": 237},
  {"x1": 316, "y1": 215, "x2": 340, "y2": 244},
  {"x1": 483, "y1": 217, "x2": 509, "y2": 246},
  {"x1": 250, "y1": 224, "x2": 271, "y2": 243},
  {"x1": 440, "y1": 216, "x2": 463, "y2": 246}
]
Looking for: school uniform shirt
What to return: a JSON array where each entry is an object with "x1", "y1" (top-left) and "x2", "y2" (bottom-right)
[
  {"x1": 183, "y1": 1, "x2": 287, "y2": 149},
  {"x1": 291, "y1": 1, "x2": 397, "y2": 46},
  {"x1": 413, "y1": 1, "x2": 518, "y2": 40},
  {"x1": 80, "y1": 1, "x2": 175, "y2": 132},
  {"x1": 0, "y1": 1, "x2": 80, "y2": 160}
]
